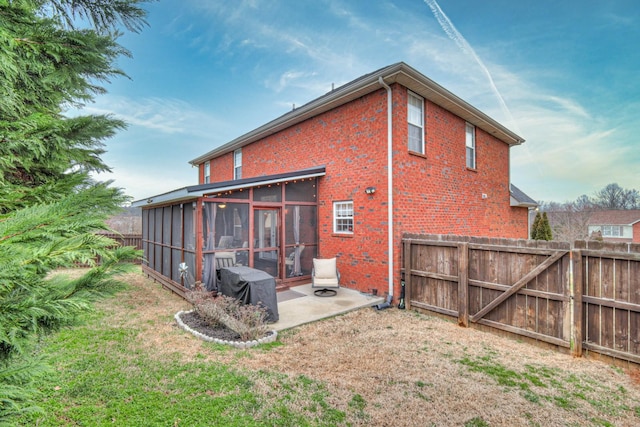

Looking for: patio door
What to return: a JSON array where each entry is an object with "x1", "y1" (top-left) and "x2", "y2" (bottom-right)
[{"x1": 253, "y1": 208, "x2": 280, "y2": 278}]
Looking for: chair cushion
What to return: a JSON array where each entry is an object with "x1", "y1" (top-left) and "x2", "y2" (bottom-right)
[
  {"x1": 313, "y1": 258, "x2": 337, "y2": 279},
  {"x1": 313, "y1": 277, "x2": 339, "y2": 286}
]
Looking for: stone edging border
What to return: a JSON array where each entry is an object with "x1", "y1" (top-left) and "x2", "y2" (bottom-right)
[{"x1": 174, "y1": 310, "x2": 278, "y2": 349}]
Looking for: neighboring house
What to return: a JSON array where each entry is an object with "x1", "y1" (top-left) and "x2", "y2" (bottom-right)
[
  {"x1": 134, "y1": 62, "x2": 533, "y2": 300},
  {"x1": 510, "y1": 184, "x2": 539, "y2": 236},
  {"x1": 587, "y1": 210, "x2": 640, "y2": 243}
]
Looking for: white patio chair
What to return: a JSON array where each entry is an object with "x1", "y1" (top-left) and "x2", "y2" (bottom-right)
[{"x1": 311, "y1": 257, "x2": 340, "y2": 297}]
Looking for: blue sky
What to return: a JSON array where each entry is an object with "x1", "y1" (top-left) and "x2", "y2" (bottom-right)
[{"x1": 85, "y1": 0, "x2": 639, "y2": 203}]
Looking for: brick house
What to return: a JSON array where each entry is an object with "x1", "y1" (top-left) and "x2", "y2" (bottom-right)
[
  {"x1": 135, "y1": 62, "x2": 532, "y2": 300},
  {"x1": 587, "y1": 210, "x2": 640, "y2": 243}
]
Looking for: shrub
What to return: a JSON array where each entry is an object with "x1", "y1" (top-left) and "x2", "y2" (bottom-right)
[
  {"x1": 185, "y1": 288, "x2": 270, "y2": 341},
  {"x1": 184, "y1": 283, "x2": 221, "y2": 328},
  {"x1": 220, "y1": 299, "x2": 271, "y2": 342}
]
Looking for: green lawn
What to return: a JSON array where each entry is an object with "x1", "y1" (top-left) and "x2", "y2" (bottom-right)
[
  {"x1": 14, "y1": 272, "x2": 640, "y2": 427},
  {"x1": 15, "y1": 292, "x2": 354, "y2": 426}
]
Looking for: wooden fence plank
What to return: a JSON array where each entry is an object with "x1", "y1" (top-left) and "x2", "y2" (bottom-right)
[
  {"x1": 458, "y1": 242, "x2": 469, "y2": 327},
  {"x1": 572, "y1": 249, "x2": 583, "y2": 357},
  {"x1": 615, "y1": 259, "x2": 629, "y2": 302},
  {"x1": 615, "y1": 309, "x2": 629, "y2": 353},
  {"x1": 630, "y1": 311, "x2": 640, "y2": 355},
  {"x1": 404, "y1": 240, "x2": 412, "y2": 311}
]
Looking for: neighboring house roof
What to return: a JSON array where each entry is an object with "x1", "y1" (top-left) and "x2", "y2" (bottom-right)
[
  {"x1": 587, "y1": 210, "x2": 640, "y2": 226},
  {"x1": 510, "y1": 184, "x2": 538, "y2": 208},
  {"x1": 132, "y1": 166, "x2": 326, "y2": 208},
  {"x1": 190, "y1": 62, "x2": 525, "y2": 165}
]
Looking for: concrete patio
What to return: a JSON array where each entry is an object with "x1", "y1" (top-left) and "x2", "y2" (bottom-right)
[{"x1": 271, "y1": 284, "x2": 386, "y2": 331}]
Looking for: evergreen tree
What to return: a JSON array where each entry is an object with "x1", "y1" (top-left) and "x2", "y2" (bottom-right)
[
  {"x1": 531, "y1": 211, "x2": 542, "y2": 239},
  {"x1": 530, "y1": 211, "x2": 553, "y2": 241},
  {"x1": 0, "y1": 0, "x2": 149, "y2": 421}
]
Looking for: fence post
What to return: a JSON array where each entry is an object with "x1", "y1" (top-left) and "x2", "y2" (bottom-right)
[
  {"x1": 458, "y1": 242, "x2": 469, "y2": 327},
  {"x1": 571, "y1": 249, "x2": 583, "y2": 358},
  {"x1": 404, "y1": 239, "x2": 412, "y2": 311}
]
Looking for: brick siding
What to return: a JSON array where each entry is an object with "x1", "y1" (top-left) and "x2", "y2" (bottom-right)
[{"x1": 201, "y1": 84, "x2": 528, "y2": 297}]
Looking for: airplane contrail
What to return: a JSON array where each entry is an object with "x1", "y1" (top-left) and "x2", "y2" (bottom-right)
[{"x1": 424, "y1": 0, "x2": 521, "y2": 135}]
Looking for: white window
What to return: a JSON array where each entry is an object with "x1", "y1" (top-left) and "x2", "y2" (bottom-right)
[
  {"x1": 234, "y1": 149, "x2": 242, "y2": 180},
  {"x1": 204, "y1": 161, "x2": 210, "y2": 184},
  {"x1": 602, "y1": 225, "x2": 623, "y2": 237},
  {"x1": 333, "y1": 201, "x2": 353, "y2": 234},
  {"x1": 407, "y1": 92, "x2": 424, "y2": 154},
  {"x1": 465, "y1": 122, "x2": 476, "y2": 169}
]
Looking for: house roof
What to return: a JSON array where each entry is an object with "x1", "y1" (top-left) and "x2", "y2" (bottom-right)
[
  {"x1": 132, "y1": 166, "x2": 326, "y2": 208},
  {"x1": 190, "y1": 62, "x2": 525, "y2": 165},
  {"x1": 510, "y1": 184, "x2": 538, "y2": 208},
  {"x1": 587, "y1": 210, "x2": 640, "y2": 226}
]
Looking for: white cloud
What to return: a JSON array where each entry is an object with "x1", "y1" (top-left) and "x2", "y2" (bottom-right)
[
  {"x1": 126, "y1": 0, "x2": 637, "y2": 203},
  {"x1": 78, "y1": 95, "x2": 230, "y2": 140},
  {"x1": 93, "y1": 165, "x2": 196, "y2": 202}
]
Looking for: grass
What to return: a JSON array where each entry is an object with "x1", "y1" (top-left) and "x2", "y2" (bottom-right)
[
  {"x1": 13, "y1": 270, "x2": 640, "y2": 426},
  {"x1": 14, "y1": 297, "x2": 357, "y2": 426},
  {"x1": 456, "y1": 353, "x2": 639, "y2": 425}
]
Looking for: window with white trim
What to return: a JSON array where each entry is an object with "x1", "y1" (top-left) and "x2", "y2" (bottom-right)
[
  {"x1": 234, "y1": 149, "x2": 242, "y2": 180},
  {"x1": 204, "y1": 161, "x2": 210, "y2": 184},
  {"x1": 407, "y1": 92, "x2": 424, "y2": 154},
  {"x1": 333, "y1": 201, "x2": 353, "y2": 234},
  {"x1": 602, "y1": 225, "x2": 623, "y2": 237},
  {"x1": 465, "y1": 122, "x2": 476, "y2": 169}
]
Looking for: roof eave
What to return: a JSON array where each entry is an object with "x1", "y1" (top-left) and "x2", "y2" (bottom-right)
[
  {"x1": 190, "y1": 62, "x2": 525, "y2": 165},
  {"x1": 131, "y1": 187, "x2": 195, "y2": 208},
  {"x1": 132, "y1": 166, "x2": 326, "y2": 208},
  {"x1": 510, "y1": 197, "x2": 538, "y2": 208},
  {"x1": 388, "y1": 66, "x2": 524, "y2": 147}
]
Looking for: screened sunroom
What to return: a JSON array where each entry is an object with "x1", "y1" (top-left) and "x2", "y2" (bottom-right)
[{"x1": 136, "y1": 167, "x2": 324, "y2": 296}]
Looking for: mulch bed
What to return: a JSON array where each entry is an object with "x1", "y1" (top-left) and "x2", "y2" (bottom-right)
[{"x1": 177, "y1": 310, "x2": 241, "y2": 341}]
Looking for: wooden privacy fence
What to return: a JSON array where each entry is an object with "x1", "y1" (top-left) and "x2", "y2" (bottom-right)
[
  {"x1": 402, "y1": 234, "x2": 640, "y2": 364},
  {"x1": 99, "y1": 233, "x2": 143, "y2": 250},
  {"x1": 94, "y1": 233, "x2": 143, "y2": 264}
]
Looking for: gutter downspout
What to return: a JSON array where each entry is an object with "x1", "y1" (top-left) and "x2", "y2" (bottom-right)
[{"x1": 378, "y1": 76, "x2": 394, "y2": 299}]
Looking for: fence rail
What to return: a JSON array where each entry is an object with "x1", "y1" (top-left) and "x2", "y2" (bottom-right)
[
  {"x1": 74, "y1": 233, "x2": 143, "y2": 266},
  {"x1": 99, "y1": 233, "x2": 143, "y2": 250},
  {"x1": 402, "y1": 234, "x2": 640, "y2": 365}
]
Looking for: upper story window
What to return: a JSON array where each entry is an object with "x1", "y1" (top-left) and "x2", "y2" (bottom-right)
[
  {"x1": 333, "y1": 201, "x2": 353, "y2": 234},
  {"x1": 407, "y1": 92, "x2": 424, "y2": 154},
  {"x1": 204, "y1": 161, "x2": 210, "y2": 184},
  {"x1": 465, "y1": 122, "x2": 476, "y2": 169},
  {"x1": 234, "y1": 149, "x2": 242, "y2": 180}
]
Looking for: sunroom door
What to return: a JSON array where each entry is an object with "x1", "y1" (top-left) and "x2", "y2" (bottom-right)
[{"x1": 253, "y1": 208, "x2": 280, "y2": 278}]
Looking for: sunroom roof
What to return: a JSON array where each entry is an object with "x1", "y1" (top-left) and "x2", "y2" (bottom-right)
[{"x1": 132, "y1": 166, "x2": 326, "y2": 208}]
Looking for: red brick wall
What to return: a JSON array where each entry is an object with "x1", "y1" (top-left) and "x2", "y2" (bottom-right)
[
  {"x1": 393, "y1": 89, "x2": 525, "y2": 237},
  {"x1": 634, "y1": 222, "x2": 640, "y2": 243},
  {"x1": 198, "y1": 84, "x2": 528, "y2": 297},
  {"x1": 203, "y1": 153, "x2": 234, "y2": 183}
]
